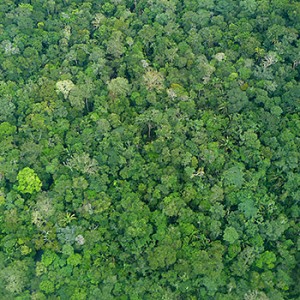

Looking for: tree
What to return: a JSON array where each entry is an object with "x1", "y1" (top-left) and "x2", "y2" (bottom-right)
[
  {"x1": 106, "y1": 30, "x2": 126, "y2": 58},
  {"x1": 143, "y1": 68, "x2": 165, "y2": 91},
  {"x1": 107, "y1": 77, "x2": 130, "y2": 99},
  {"x1": 17, "y1": 167, "x2": 42, "y2": 194},
  {"x1": 255, "y1": 251, "x2": 277, "y2": 270},
  {"x1": 223, "y1": 164, "x2": 245, "y2": 189},
  {"x1": 0, "y1": 81, "x2": 17, "y2": 123},
  {"x1": 56, "y1": 80, "x2": 75, "y2": 100},
  {"x1": 64, "y1": 153, "x2": 98, "y2": 175},
  {"x1": 223, "y1": 226, "x2": 239, "y2": 244},
  {"x1": 0, "y1": 260, "x2": 31, "y2": 295}
]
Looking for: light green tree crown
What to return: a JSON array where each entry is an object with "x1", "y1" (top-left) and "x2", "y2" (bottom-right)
[{"x1": 17, "y1": 167, "x2": 42, "y2": 194}]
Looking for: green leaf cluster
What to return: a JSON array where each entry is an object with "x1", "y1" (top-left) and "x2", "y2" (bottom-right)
[{"x1": 17, "y1": 167, "x2": 42, "y2": 194}]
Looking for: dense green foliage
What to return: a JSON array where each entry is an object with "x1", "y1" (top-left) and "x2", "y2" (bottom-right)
[{"x1": 0, "y1": 0, "x2": 299, "y2": 299}]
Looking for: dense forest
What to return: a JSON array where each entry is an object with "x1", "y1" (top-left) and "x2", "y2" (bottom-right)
[{"x1": 0, "y1": 0, "x2": 299, "y2": 299}]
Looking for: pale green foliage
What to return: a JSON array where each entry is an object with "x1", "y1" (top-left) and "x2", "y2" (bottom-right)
[
  {"x1": 2, "y1": 40, "x2": 20, "y2": 55},
  {"x1": 75, "y1": 234, "x2": 85, "y2": 245},
  {"x1": 270, "y1": 105, "x2": 283, "y2": 116},
  {"x1": 31, "y1": 194, "x2": 55, "y2": 227},
  {"x1": 107, "y1": 77, "x2": 130, "y2": 99},
  {"x1": 56, "y1": 79, "x2": 75, "y2": 99},
  {"x1": 65, "y1": 153, "x2": 98, "y2": 175},
  {"x1": 17, "y1": 167, "x2": 42, "y2": 194},
  {"x1": 106, "y1": 31, "x2": 125, "y2": 58},
  {"x1": 244, "y1": 290, "x2": 269, "y2": 300},
  {"x1": 0, "y1": 261, "x2": 28, "y2": 294},
  {"x1": 196, "y1": 55, "x2": 215, "y2": 83},
  {"x1": 62, "y1": 244, "x2": 74, "y2": 256},
  {"x1": 143, "y1": 68, "x2": 165, "y2": 91},
  {"x1": 92, "y1": 13, "x2": 106, "y2": 29},
  {"x1": 0, "y1": 81, "x2": 16, "y2": 122},
  {"x1": 223, "y1": 165, "x2": 244, "y2": 188},
  {"x1": 238, "y1": 197, "x2": 258, "y2": 219},
  {"x1": 223, "y1": 226, "x2": 239, "y2": 244},
  {"x1": 68, "y1": 86, "x2": 85, "y2": 111},
  {"x1": 214, "y1": 52, "x2": 226, "y2": 61},
  {"x1": 166, "y1": 83, "x2": 189, "y2": 101}
]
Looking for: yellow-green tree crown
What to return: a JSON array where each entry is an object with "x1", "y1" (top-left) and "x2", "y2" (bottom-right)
[{"x1": 17, "y1": 167, "x2": 42, "y2": 194}]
